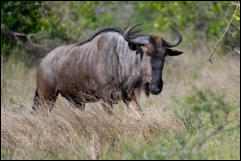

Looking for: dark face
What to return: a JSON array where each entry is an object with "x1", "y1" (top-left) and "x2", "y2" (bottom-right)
[
  {"x1": 148, "y1": 54, "x2": 165, "y2": 94},
  {"x1": 139, "y1": 36, "x2": 183, "y2": 95}
]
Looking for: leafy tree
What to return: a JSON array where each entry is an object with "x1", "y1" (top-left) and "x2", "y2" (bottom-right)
[{"x1": 1, "y1": 1, "x2": 68, "y2": 56}]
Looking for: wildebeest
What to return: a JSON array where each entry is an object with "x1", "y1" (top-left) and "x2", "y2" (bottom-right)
[{"x1": 32, "y1": 23, "x2": 183, "y2": 116}]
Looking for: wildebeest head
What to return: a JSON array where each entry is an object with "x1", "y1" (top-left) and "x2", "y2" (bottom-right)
[{"x1": 124, "y1": 23, "x2": 183, "y2": 95}]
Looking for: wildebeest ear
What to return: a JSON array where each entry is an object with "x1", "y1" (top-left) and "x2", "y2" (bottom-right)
[
  {"x1": 166, "y1": 49, "x2": 183, "y2": 56},
  {"x1": 128, "y1": 43, "x2": 137, "y2": 51}
]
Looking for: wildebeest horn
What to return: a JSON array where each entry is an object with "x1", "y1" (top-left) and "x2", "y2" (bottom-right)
[
  {"x1": 124, "y1": 23, "x2": 150, "y2": 45},
  {"x1": 163, "y1": 25, "x2": 182, "y2": 48}
]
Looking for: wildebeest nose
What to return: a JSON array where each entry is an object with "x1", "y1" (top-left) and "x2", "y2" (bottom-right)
[
  {"x1": 149, "y1": 81, "x2": 163, "y2": 95},
  {"x1": 158, "y1": 81, "x2": 163, "y2": 90}
]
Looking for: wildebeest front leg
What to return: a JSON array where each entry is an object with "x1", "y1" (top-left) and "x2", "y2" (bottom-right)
[
  {"x1": 122, "y1": 90, "x2": 144, "y2": 117},
  {"x1": 70, "y1": 101, "x2": 85, "y2": 111},
  {"x1": 61, "y1": 94, "x2": 86, "y2": 111},
  {"x1": 127, "y1": 100, "x2": 144, "y2": 118}
]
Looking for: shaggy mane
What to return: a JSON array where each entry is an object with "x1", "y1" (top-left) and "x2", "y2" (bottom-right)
[{"x1": 76, "y1": 27, "x2": 123, "y2": 46}]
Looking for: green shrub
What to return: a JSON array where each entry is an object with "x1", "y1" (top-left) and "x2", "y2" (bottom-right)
[
  {"x1": 1, "y1": 1, "x2": 68, "y2": 56},
  {"x1": 173, "y1": 87, "x2": 237, "y2": 134}
]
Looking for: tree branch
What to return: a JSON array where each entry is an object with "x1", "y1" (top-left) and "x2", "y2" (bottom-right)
[
  {"x1": 1, "y1": 24, "x2": 50, "y2": 51},
  {"x1": 234, "y1": 48, "x2": 240, "y2": 54},
  {"x1": 208, "y1": 3, "x2": 240, "y2": 63}
]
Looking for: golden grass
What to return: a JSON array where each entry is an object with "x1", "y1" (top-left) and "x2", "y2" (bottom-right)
[{"x1": 1, "y1": 97, "x2": 184, "y2": 159}]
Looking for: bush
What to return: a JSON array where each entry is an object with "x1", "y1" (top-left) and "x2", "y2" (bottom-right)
[
  {"x1": 1, "y1": 1, "x2": 68, "y2": 57},
  {"x1": 173, "y1": 87, "x2": 238, "y2": 134}
]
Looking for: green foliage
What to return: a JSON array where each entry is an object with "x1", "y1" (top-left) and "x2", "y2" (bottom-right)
[
  {"x1": 130, "y1": 1, "x2": 234, "y2": 45},
  {"x1": 50, "y1": 1, "x2": 238, "y2": 52},
  {"x1": 52, "y1": 1, "x2": 116, "y2": 41},
  {"x1": 173, "y1": 87, "x2": 238, "y2": 134},
  {"x1": 1, "y1": 1, "x2": 46, "y2": 33},
  {"x1": 1, "y1": 1, "x2": 68, "y2": 56},
  {"x1": 117, "y1": 135, "x2": 197, "y2": 160},
  {"x1": 112, "y1": 127, "x2": 239, "y2": 159},
  {"x1": 1, "y1": 1, "x2": 239, "y2": 60}
]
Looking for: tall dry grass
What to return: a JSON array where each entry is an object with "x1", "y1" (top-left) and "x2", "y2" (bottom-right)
[
  {"x1": 1, "y1": 44, "x2": 240, "y2": 159},
  {"x1": 2, "y1": 103, "x2": 180, "y2": 159}
]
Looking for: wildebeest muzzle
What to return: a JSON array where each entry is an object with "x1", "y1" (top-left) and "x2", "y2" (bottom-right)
[{"x1": 148, "y1": 80, "x2": 163, "y2": 95}]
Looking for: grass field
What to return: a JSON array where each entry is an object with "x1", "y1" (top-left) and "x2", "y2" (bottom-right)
[{"x1": 1, "y1": 44, "x2": 240, "y2": 159}]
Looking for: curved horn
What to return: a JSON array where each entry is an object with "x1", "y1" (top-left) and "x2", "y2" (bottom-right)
[
  {"x1": 163, "y1": 25, "x2": 182, "y2": 48},
  {"x1": 124, "y1": 23, "x2": 150, "y2": 45}
]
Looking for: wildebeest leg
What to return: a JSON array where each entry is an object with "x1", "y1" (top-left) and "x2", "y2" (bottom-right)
[
  {"x1": 71, "y1": 99, "x2": 85, "y2": 111},
  {"x1": 101, "y1": 100, "x2": 113, "y2": 115},
  {"x1": 32, "y1": 88, "x2": 41, "y2": 111},
  {"x1": 122, "y1": 90, "x2": 144, "y2": 117},
  {"x1": 32, "y1": 87, "x2": 59, "y2": 112},
  {"x1": 127, "y1": 100, "x2": 144, "y2": 118}
]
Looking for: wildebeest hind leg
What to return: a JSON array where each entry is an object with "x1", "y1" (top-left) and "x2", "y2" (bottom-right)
[
  {"x1": 32, "y1": 88, "x2": 59, "y2": 112},
  {"x1": 32, "y1": 88, "x2": 41, "y2": 111}
]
